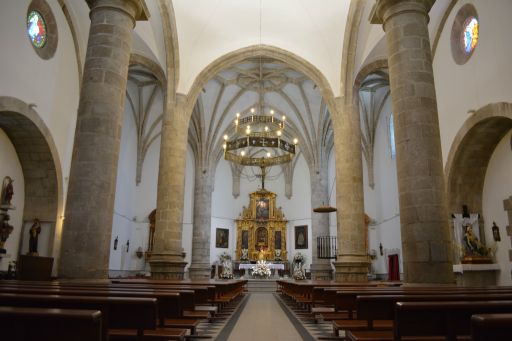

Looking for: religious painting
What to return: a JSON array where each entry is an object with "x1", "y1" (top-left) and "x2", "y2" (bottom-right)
[
  {"x1": 255, "y1": 197, "x2": 269, "y2": 219},
  {"x1": 241, "y1": 230, "x2": 249, "y2": 249},
  {"x1": 256, "y1": 226, "x2": 268, "y2": 247},
  {"x1": 295, "y1": 225, "x2": 308, "y2": 249},
  {"x1": 275, "y1": 231, "x2": 282, "y2": 250},
  {"x1": 215, "y1": 228, "x2": 229, "y2": 248}
]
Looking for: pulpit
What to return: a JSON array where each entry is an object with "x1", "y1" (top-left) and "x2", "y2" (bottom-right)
[{"x1": 235, "y1": 189, "x2": 288, "y2": 261}]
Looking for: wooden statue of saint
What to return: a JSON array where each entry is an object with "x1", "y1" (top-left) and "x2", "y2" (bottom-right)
[
  {"x1": 147, "y1": 209, "x2": 156, "y2": 252},
  {"x1": 28, "y1": 218, "x2": 42, "y2": 256}
]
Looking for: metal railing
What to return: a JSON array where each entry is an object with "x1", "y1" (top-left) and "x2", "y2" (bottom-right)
[{"x1": 317, "y1": 236, "x2": 337, "y2": 259}]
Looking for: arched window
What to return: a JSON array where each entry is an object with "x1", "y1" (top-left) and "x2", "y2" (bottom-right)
[
  {"x1": 462, "y1": 17, "x2": 479, "y2": 54},
  {"x1": 27, "y1": 11, "x2": 47, "y2": 48},
  {"x1": 26, "y1": 0, "x2": 58, "y2": 60},
  {"x1": 389, "y1": 113, "x2": 396, "y2": 159},
  {"x1": 451, "y1": 4, "x2": 479, "y2": 65}
]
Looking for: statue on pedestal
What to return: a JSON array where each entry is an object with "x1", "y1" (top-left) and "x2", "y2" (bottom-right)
[
  {"x1": 453, "y1": 205, "x2": 491, "y2": 263},
  {"x1": 28, "y1": 218, "x2": 42, "y2": 256},
  {"x1": 1, "y1": 176, "x2": 14, "y2": 207}
]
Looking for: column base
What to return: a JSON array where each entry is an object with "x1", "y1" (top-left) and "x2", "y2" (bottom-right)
[
  {"x1": 188, "y1": 262, "x2": 212, "y2": 279},
  {"x1": 149, "y1": 252, "x2": 187, "y2": 279},
  {"x1": 333, "y1": 256, "x2": 370, "y2": 282},
  {"x1": 310, "y1": 262, "x2": 333, "y2": 280}
]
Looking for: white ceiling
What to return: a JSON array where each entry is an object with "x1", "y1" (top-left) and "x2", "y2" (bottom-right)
[{"x1": 173, "y1": 0, "x2": 350, "y2": 96}]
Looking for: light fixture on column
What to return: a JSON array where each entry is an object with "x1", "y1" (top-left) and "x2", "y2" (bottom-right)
[{"x1": 313, "y1": 177, "x2": 337, "y2": 213}]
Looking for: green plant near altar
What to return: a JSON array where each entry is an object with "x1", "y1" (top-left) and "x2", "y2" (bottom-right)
[{"x1": 251, "y1": 260, "x2": 271, "y2": 278}]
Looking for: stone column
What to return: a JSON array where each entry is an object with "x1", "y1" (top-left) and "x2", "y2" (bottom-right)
[
  {"x1": 373, "y1": 0, "x2": 454, "y2": 284},
  {"x1": 188, "y1": 171, "x2": 214, "y2": 279},
  {"x1": 310, "y1": 165, "x2": 333, "y2": 280},
  {"x1": 59, "y1": 0, "x2": 148, "y2": 278},
  {"x1": 149, "y1": 94, "x2": 188, "y2": 279},
  {"x1": 332, "y1": 98, "x2": 369, "y2": 282}
]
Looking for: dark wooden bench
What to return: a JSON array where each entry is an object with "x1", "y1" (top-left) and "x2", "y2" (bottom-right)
[
  {"x1": 394, "y1": 300, "x2": 512, "y2": 341},
  {"x1": 471, "y1": 313, "x2": 512, "y2": 341},
  {"x1": 343, "y1": 293, "x2": 512, "y2": 340},
  {"x1": 0, "y1": 306, "x2": 102, "y2": 341},
  {"x1": 0, "y1": 290, "x2": 187, "y2": 340},
  {"x1": 0, "y1": 293, "x2": 158, "y2": 341}
]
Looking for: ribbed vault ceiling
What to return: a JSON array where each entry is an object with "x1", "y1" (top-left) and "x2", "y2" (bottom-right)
[{"x1": 188, "y1": 58, "x2": 334, "y2": 184}]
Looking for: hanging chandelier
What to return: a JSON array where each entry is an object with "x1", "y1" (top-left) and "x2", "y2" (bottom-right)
[{"x1": 223, "y1": 107, "x2": 298, "y2": 168}]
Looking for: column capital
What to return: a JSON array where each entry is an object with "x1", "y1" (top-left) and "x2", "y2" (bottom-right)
[
  {"x1": 86, "y1": 0, "x2": 150, "y2": 21},
  {"x1": 370, "y1": 0, "x2": 435, "y2": 25}
]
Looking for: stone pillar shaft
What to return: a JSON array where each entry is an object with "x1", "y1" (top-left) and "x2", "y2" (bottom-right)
[
  {"x1": 310, "y1": 166, "x2": 333, "y2": 280},
  {"x1": 150, "y1": 94, "x2": 188, "y2": 279},
  {"x1": 333, "y1": 98, "x2": 369, "y2": 282},
  {"x1": 189, "y1": 172, "x2": 213, "y2": 279},
  {"x1": 59, "y1": 0, "x2": 146, "y2": 278},
  {"x1": 375, "y1": 0, "x2": 454, "y2": 284}
]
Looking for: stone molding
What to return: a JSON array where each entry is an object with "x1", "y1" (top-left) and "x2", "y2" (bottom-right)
[
  {"x1": 372, "y1": 0, "x2": 435, "y2": 25},
  {"x1": 86, "y1": 0, "x2": 149, "y2": 22},
  {"x1": 445, "y1": 102, "x2": 512, "y2": 214},
  {"x1": 183, "y1": 45, "x2": 337, "y2": 126},
  {"x1": 0, "y1": 96, "x2": 63, "y2": 223}
]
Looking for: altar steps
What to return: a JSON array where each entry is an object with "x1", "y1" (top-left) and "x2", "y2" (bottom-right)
[{"x1": 246, "y1": 279, "x2": 278, "y2": 292}]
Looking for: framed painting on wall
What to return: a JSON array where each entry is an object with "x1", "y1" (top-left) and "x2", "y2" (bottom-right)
[
  {"x1": 216, "y1": 228, "x2": 229, "y2": 248},
  {"x1": 295, "y1": 225, "x2": 308, "y2": 249}
]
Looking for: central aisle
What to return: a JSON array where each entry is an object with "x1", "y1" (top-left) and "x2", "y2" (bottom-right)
[{"x1": 224, "y1": 293, "x2": 305, "y2": 341}]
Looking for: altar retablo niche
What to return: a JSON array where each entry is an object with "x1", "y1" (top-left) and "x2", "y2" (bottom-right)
[{"x1": 235, "y1": 189, "x2": 287, "y2": 262}]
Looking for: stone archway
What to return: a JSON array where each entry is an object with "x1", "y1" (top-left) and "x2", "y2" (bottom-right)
[
  {"x1": 0, "y1": 96, "x2": 63, "y2": 257},
  {"x1": 184, "y1": 44, "x2": 338, "y2": 121},
  {"x1": 445, "y1": 102, "x2": 512, "y2": 216}
]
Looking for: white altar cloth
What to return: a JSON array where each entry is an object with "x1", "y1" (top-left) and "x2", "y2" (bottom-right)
[{"x1": 239, "y1": 263, "x2": 284, "y2": 270}]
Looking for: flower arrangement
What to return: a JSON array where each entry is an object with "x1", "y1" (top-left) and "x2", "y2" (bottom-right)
[
  {"x1": 251, "y1": 260, "x2": 271, "y2": 278},
  {"x1": 219, "y1": 252, "x2": 234, "y2": 279}
]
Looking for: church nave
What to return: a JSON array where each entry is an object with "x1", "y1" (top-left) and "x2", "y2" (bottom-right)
[{"x1": 220, "y1": 293, "x2": 311, "y2": 341}]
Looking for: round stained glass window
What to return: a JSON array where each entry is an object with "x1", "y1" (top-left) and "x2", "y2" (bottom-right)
[
  {"x1": 451, "y1": 4, "x2": 479, "y2": 65},
  {"x1": 462, "y1": 17, "x2": 479, "y2": 54},
  {"x1": 27, "y1": 10, "x2": 47, "y2": 48}
]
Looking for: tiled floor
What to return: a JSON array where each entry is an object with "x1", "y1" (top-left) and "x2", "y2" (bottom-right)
[{"x1": 224, "y1": 293, "x2": 305, "y2": 341}]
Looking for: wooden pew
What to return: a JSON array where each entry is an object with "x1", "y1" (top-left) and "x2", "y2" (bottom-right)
[
  {"x1": 341, "y1": 293, "x2": 512, "y2": 340},
  {"x1": 0, "y1": 293, "x2": 160, "y2": 341},
  {"x1": 471, "y1": 313, "x2": 512, "y2": 341},
  {"x1": 0, "y1": 306, "x2": 102, "y2": 341},
  {"x1": 394, "y1": 300, "x2": 512, "y2": 341}
]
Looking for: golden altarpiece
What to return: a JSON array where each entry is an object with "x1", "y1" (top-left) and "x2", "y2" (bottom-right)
[{"x1": 235, "y1": 189, "x2": 288, "y2": 261}]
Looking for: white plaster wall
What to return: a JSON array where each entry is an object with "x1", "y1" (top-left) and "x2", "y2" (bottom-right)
[
  {"x1": 0, "y1": 129, "x2": 25, "y2": 271},
  {"x1": 0, "y1": 0, "x2": 80, "y2": 196},
  {"x1": 172, "y1": 0, "x2": 348, "y2": 96},
  {"x1": 361, "y1": 98, "x2": 401, "y2": 278},
  {"x1": 211, "y1": 153, "x2": 312, "y2": 269},
  {"x1": 0, "y1": 0, "x2": 81, "y2": 273},
  {"x1": 110, "y1": 82, "x2": 166, "y2": 274},
  {"x1": 434, "y1": 0, "x2": 512, "y2": 165},
  {"x1": 482, "y1": 131, "x2": 512, "y2": 285}
]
